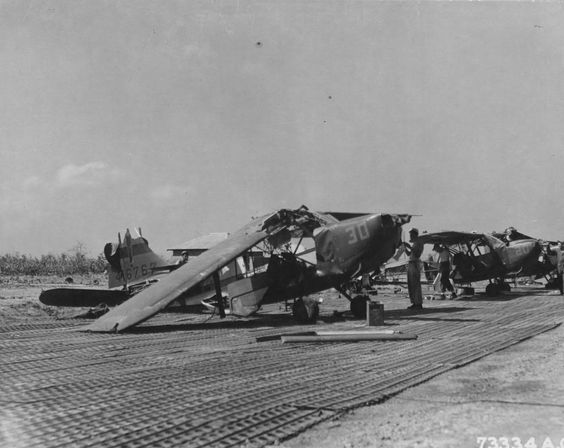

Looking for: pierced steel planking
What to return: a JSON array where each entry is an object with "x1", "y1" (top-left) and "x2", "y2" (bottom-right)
[{"x1": 1, "y1": 288, "x2": 563, "y2": 447}]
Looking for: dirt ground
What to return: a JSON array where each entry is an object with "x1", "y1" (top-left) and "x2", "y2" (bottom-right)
[
  {"x1": 0, "y1": 274, "x2": 105, "y2": 323},
  {"x1": 276, "y1": 298, "x2": 564, "y2": 448}
]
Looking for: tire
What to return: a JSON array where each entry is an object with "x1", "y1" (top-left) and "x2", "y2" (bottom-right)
[{"x1": 485, "y1": 283, "x2": 500, "y2": 297}]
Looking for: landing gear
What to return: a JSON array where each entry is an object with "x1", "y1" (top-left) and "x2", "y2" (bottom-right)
[
  {"x1": 486, "y1": 280, "x2": 510, "y2": 297},
  {"x1": 457, "y1": 287, "x2": 474, "y2": 296},
  {"x1": 545, "y1": 276, "x2": 562, "y2": 290},
  {"x1": 350, "y1": 295, "x2": 370, "y2": 318},
  {"x1": 77, "y1": 303, "x2": 110, "y2": 319},
  {"x1": 500, "y1": 282, "x2": 511, "y2": 292},
  {"x1": 485, "y1": 283, "x2": 499, "y2": 296},
  {"x1": 292, "y1": 297, "x2": 319, "y2": 323}
]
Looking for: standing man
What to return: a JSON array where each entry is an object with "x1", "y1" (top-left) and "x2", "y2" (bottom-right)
[
  {"x1": 404, "y1": 228, "x2": 424, "y2": 310},
  {"x1": 433, "y1": 243, "x2": 456, "y2": 299},
  {"x1": 547, "y1": 242, "x2": 563, "y2": 295},
  {"x1": 556, "y1": 242, "x2": 564, "y2": 295}
]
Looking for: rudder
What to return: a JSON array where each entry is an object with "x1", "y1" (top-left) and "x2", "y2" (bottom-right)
[{"x1": 106, "y1": 228, "x2": 167, "y2": 288}]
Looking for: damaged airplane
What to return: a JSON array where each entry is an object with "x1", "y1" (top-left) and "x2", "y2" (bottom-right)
[{"x1": 82, "y1": 206, "x2": 412, "y2": 332}]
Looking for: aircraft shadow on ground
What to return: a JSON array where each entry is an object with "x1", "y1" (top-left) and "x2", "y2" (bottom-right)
[
  {"x1": 384, "y1": 306, "x2": 479, "y2": 323},
  {"x1": 125, "y1": 312, "x2": 317, "y2": 334},
  {"x1": 121, "y1": 310, "x2": 379, "y2": 334},
  {"x1": 457, "y1": 290, "x2": 549, "y2": 302},
  {"x1": 85, "y1": 290, "x2": 553, "y2": 334}
]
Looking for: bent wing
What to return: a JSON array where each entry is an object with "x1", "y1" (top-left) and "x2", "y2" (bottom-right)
[{"x1": 82, "y1": 216, "x2": 273, "y2": 333}]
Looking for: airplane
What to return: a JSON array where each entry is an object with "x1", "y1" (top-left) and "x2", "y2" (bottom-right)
[
  {"x1": 491, "y1": 227, "x2": 557, "y2": 282},
  {"x1": 39, "y1": 228, "x2": 173, "y2": 310},
  {"x1": 82, "y1": 206, "x2": 412, "y2": 332},
  {"x1": 416, "y1": 230, "x2": 544, "y2": 296}
]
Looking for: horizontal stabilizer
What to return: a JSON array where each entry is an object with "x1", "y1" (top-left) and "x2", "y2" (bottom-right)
[{"x1": 39, "y1": 288, "x2": 129, "y2": 308}]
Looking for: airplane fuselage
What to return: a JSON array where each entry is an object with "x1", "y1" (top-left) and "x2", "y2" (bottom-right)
[{"x1": 500, "y1": 239, "x2": 542, "y2": 273}]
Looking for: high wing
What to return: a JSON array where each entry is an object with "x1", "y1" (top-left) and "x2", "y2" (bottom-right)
[
  {"x1": 321, "y1": 212, "x2": 372, "y2": 221},
  {"x1": 417, "y1": 231, "x2": 491, "y2": 247},
  {"x1": 83, "y1": 213, "x2": 281, "y2": 332}
]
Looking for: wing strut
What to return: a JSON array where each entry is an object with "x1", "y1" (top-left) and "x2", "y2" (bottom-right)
[{"x1": 213, "y1": 272, "x2": 226, "y2": 319}]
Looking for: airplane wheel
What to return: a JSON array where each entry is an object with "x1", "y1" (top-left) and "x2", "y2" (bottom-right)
[
  {"x1": 545, "y1": 277, "x2": 560, "y2": 290},
  {"x1": 485, "y1": 284, "x2": 500, "y2": 297},
  {"x1": 350, "y1": 295, "x2": 369, "y2": 318},
  {"x1": 292, "y1": 298, "x2": 319, "y2": 324}
]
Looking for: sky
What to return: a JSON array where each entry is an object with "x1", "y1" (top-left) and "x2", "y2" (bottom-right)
[{"x1": 1, "y1": 0, "x2": 564, "y2": 256}]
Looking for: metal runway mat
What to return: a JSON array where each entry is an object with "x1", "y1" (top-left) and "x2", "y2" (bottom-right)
[{"x1": 1, "y1": 288, "x2": 562, "y2": 447}]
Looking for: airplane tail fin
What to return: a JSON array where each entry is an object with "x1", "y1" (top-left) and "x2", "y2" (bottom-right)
[{"x1": 105, "y1": 228, "x2": 167, "y2": 289}]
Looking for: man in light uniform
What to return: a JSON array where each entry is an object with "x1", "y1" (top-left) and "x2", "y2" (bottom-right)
[
  {"x1": 433, "y1": 243, "x2": 456, "y2": 299},
  {"x1": 404, "y1": 228, "x2": 424, "y2": 310}
]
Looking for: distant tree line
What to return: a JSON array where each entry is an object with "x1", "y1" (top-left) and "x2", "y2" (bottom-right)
[{"x1": 0, "y1": 244, "x2": 107, "y2": 276}]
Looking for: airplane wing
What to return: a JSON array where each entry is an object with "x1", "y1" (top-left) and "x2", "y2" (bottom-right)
[
  {"x1": 83, "y1": 213, "x2": 279, "y2": 333},
  {"x1": 417, "y1": 231, "x2": 487, "y2": 246},
  {"x1": 418, "y1": 231, "x2": 510, "y2": 256},
  {"x1": 321, "y1": 212, "x2": 372, "y2": 221}
]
